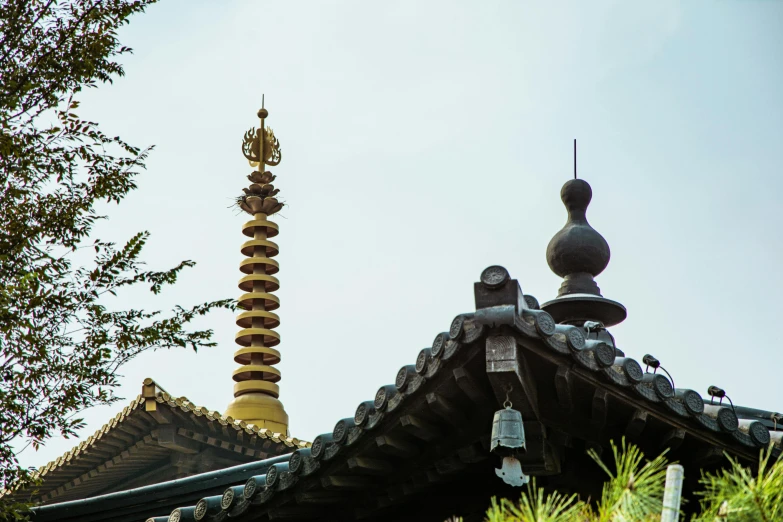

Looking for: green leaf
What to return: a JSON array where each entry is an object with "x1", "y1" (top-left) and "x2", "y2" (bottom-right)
[{"x1": 0, "y1": 0, "x2": 232, "y2": 513}]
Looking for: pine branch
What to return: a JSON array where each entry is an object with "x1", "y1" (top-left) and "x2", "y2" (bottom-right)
[{"x1": 693, "y1": 445, "x2": 783, "y2": 522}]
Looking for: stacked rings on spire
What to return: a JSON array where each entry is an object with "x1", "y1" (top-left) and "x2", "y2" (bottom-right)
[{"x1": 233, "y1": 212, "x2": 284, "y2": 398}]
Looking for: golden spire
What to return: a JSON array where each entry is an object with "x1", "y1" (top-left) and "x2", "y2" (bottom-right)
[{"x1": 224, "y1": 102, "x2": 288, "y2": 434}]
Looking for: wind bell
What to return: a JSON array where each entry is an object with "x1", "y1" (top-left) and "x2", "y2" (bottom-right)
[{"x1": 491, "y1": 385, "x2": 529, "y2": 487}]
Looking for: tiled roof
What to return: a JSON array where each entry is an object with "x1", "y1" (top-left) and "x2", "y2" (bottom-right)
[
  {"x1": 74, "y1": 269, "x2": 778, "y2": 522},
  {"x1": 14, "y1": 379, "x2": 308, "y2": 505},
  {"x1": 32, "y1": 269, "x2": 783, "y2": 522}
]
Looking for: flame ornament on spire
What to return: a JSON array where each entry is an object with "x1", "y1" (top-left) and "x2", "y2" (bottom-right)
[
  {"x1": 225, "y1": 106, "x2": 289, "y2": 435},
  {"x1": 241, "y1": 125, "x2": 282, "y2": 167}
]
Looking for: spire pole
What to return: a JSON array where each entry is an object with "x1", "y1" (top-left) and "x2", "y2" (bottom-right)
[
  {"x1": 226, "y1": 103, "x2": 288, "y2": 434},
  {"x1": 574, "y1": 139, "x2": 577, "y2": 179}
]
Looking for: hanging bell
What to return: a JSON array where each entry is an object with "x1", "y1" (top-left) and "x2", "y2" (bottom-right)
[
  {"x1": 490, "y1": 406, "x2": 526, "y2": 457},
  {"x1": 491, "y1": 404, "x2": 529, "y2": 487}
]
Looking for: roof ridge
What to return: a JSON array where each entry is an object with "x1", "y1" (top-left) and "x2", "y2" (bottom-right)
[
  {"x1": 35, "y1": 394, "x2": 145, "y2": 479},
  {"x1": 152, "y1": 391, "x2": 309, "y2": 448}
]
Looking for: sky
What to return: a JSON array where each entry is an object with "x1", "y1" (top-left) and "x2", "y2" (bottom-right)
[{"x1": 17, "y1": 0, "x2": 783, "y2": 469}]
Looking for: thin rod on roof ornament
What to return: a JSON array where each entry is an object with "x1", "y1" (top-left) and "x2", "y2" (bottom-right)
[{"x1": 574, "y1": 138, "x2": 577, "y2": 179}]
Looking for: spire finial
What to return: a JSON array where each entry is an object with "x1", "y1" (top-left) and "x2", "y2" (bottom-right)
[
  {"x1": 540, "y1": 175, "x2": 626, "y2": 327},
  {"x1": 225, "y1": 103, "x2": 288, "y2": 434},
  {"x1": 574, "y1": 139, "x2": 577, "y2": 180}
]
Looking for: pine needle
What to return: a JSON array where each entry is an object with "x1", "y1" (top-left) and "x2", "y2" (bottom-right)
[
  {"x1": 485, "y1": 479, "x2": 588, "y2": 522},
  {"x1": 693, "y1": 445, "x2": 783, "y2": 522},
  {"x1": 589, "y1": 438, "x2": 671, "y2": 522}
]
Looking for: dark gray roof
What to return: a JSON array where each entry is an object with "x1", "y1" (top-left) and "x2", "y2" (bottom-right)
[{"x1": 32, "y1": 267, "x2": 783, "y2": 522}]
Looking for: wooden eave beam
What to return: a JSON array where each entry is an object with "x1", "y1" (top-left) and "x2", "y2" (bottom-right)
[
  {"x1": 321, "y1": 476, "x2": 376, "y2": 490},
  {"x1": 268, "y1": 506, "x2": 326, "y2": 520},
  {"x1": 180, "y1": 429, "x2": 266, "y2": 458},
  {"x1": 143, "y1": 401, "x2": 175, "y2": 425},
  {"x1": 153, "y1": 426, "x2": 202, "y2": 454},
  {"x1": 426, "y1": 392, "x2": 467, "y2": 428},
  {"x1": 41, "y1": 437, "x2": 156, "y2": 502},
  {"x1": 399, "y1": 415, "x2": 441, "y2": 442},
  {"x1": 659, "y1": 428, "x2": 686, "y2": 453},
  {"x1": 554, "y1": 366, "x2": 574, "y2": 412},
  {"x1": 625, "y1": 410, "x2": 649, "y2": 440},
  {"x1": 591, "y1": 389, "x2": 609, "y2": 430},
  {"x1": 295, "y1": 490, "x2": 349, "y2": 505},
  {"x1": 346, "y1": 457, "x2": 394, "y2": 476},
  {"x1": 453, "y1": 367, "x2": 494, "y2": 410},
  {"x1": 268, "y1": 341, "x2": 491, "y2": 521},
  {"x1": 375, "y1": 435, "x2": 419, "y2": 459},
  {"x1": 516, "y1": 334, "x2": 759, "y2": 461},
  {"x1": 485, "y1": 335, "x2": 540, "y2": 420}
]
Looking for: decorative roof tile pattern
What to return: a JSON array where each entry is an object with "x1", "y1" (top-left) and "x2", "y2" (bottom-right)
[{"x1": 15, "y1": 379, "x2": 308, "y2": 505}]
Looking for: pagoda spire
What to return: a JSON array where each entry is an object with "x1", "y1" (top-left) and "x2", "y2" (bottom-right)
[{"x1": 224, "y1": 103, "x2": 288, "y2": 434}]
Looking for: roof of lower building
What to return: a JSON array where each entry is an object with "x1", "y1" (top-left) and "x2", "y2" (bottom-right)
[{"x1": 14, "y1": 379, "x2": 308, "y2": 506}]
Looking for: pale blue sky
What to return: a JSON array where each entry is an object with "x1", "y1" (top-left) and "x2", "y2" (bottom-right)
[{"x1": 19, "y1": 1, "x2": 783, "y2": 468}]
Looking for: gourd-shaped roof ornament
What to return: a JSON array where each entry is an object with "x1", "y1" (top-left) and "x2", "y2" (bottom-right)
[{"x1": 540, "y1": 168, "x2": 627, "y2": 327}]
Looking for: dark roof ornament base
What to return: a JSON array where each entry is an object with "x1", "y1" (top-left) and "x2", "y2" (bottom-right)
[{"x1": 541, "y1": 293, "x2": 626, "y2": 327}]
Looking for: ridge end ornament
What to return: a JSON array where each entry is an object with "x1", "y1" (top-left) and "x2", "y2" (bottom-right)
[{"x1": 242, "y1": 126, "x2": 282, "y2": 167}]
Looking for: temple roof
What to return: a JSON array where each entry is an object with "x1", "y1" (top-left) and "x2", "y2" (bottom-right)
[
  {"x1": 31, "y1": 268, "x2": 783, "y2": 522},
  {"x1": 26, "y1": 177, "x2": 782, "y2": 521},
  {"x1": 16, "y1": 379, "x2": 307, "y2": 506}
]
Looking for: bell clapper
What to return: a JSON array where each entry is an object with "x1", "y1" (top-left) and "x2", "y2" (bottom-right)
[{"x1": 496, "y1": 456, "x2": 529, "y2": 487}]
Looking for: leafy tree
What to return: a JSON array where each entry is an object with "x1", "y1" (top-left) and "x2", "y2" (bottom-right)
[{"x1": 0, "y1": 0, "x2": 231, "y2": 515}]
